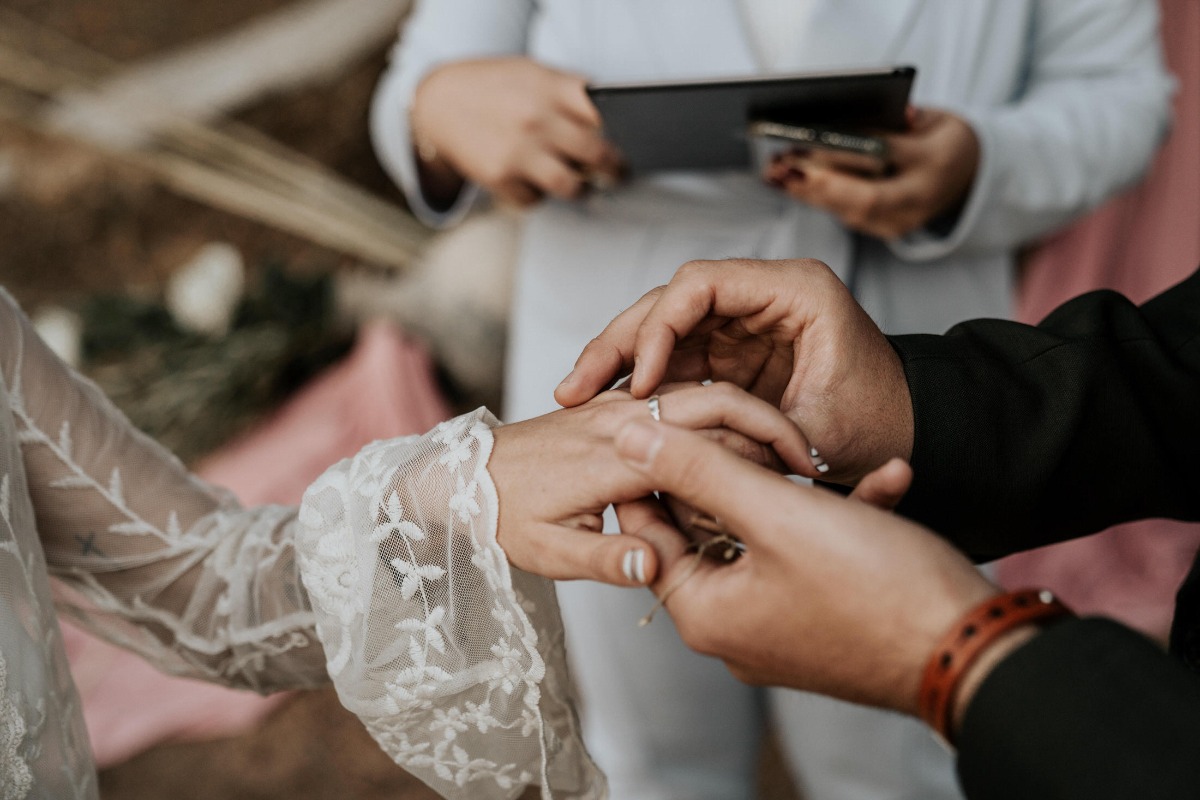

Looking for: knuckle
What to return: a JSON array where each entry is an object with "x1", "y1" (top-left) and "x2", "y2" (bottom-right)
[
  {"x1": 676, "y1": 260, "x2": 710, "y2": 281},
  {"x1": 581, "y1": 138, "x2": 608, "y2": 166},
  {"x1": 516, "y1": 105, "x2": 543, "y2": 134},
  {"x1": 579, "y1": 335, "x2": 607, "y2": 360},
  {"x1": 669, "y1": 451, "x2": 710, "y2": 496},
  {"x1": 708, "y1": 381, "x2": 740, "y2": 401},
  {"x1": 587, "y1": 541, "x2": 615, "y2": 582}
]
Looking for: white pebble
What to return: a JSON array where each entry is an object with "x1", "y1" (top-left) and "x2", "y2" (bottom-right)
[
  {"x1": 32, "y1": 306, "x2": 83, "y2": 368},
  {"x1": 166, "y1": 242, "x2": 245, "y2": 336}
]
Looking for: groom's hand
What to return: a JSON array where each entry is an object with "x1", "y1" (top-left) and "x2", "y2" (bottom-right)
[
  {"x1": 613, "y1": 419, "x2": 996, "y2": 714},
  {"x1": 556, "y1": 258, "x2": 913, "y2": 485}
]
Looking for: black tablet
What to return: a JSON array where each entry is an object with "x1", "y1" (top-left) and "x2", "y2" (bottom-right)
[{"x1": 587, "y1": 65, "x2": 916, "y2": 174}]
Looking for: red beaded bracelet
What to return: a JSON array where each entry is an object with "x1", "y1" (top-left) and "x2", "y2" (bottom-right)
[{"x1": 918, "y1": 589, "x2": 1073, "y2": 744}]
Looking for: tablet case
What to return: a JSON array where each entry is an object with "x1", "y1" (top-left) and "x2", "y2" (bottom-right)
[{"x1": 588, "y1": 65, "x2": 915, "y2": 174}]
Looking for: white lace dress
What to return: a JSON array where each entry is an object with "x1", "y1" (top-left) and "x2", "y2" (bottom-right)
[{"x1": 0, "y1": 287, "x2": 601, "y2": 800}]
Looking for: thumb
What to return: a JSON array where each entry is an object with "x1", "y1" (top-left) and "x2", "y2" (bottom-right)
[
  {"x1": 848, "y1": 458, "x2": 913, "y2": 510},
  {"x1": 520, "y1": 523, "x2": 660, "y2": 587},
  {"x1": 615, "y1": 420, "x2": 799, "y2": 545}
]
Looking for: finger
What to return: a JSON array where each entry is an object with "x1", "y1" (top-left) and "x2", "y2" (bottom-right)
[
  {"x1": 554, "y1": 76, "x2": 603, "y2": 127},
  {"x1": 514, "y1": 521, "x2": 660, "y2": 586},
  {"x1": 629, "y1": 260, "x2": 789, "y2": 397},
  {"x1": 778, "y1": 148, "x2": 888, "y2": 177},
  {"x1": 523, "y1": 150, "x2": 586, "y2": 200},
  {"x1": 545, "y1": 114, "x2": 622, "y2": 172},
  {"x1": 615, "y1": 498, "x2": 691, "y2": 569},
  {"x1": 877, "y1": 131, "x2": 926, "y2": 170},
  {"x1": 615, "y1": 419, "x2": 807, "y2": 543},
  {"x1": 615, "y1": 498, "x2": 721, "y2": 607},
  {"x1": 848, "y1": 458, "x2": 913, "y2": 510},
  {"x1": 785, "y1": 164, "x2": 912, "y2": 238},
  {"x1": 650, "y1": 382, "x2": 819, "y2": 476},
  {"x1": 494, "y1": 178, "x2": 544, "y2": 208},
  {"x1": 555, "y1": 288, "x2": 663, "y2": 406}
]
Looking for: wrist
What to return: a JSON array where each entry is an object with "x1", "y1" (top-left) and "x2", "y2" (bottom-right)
[
  {"x1": 949, "y1": 623, "x2": 1038, "y2": 736},
  {"x1": 411, "y1": 73, "x2": 467, "y2": 209},
  {"x1": 918, "y1": 589, "x2": 1072, "y2": 745}
]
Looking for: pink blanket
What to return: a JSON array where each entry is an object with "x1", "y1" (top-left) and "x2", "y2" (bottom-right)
[
  {"x1": 998, "y1": 0, "x2": 1200, "y2": 640},
  {"x1": 62, "y1": 321, "x2": 451, "y2": 766}
]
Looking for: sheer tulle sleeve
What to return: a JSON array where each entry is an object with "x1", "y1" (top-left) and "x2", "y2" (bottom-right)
[{"x1": 0, "y1": 288, "x2": 600, "y2": 798}]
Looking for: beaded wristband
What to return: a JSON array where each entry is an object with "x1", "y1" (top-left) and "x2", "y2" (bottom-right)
[{"x1": 918, "y1": 589, "x2": 1072, "y2": 744}]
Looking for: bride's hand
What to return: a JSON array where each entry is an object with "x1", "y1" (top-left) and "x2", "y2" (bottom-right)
[{"x1": 488, "y1": 383, "x2": 823, "y2": 586}]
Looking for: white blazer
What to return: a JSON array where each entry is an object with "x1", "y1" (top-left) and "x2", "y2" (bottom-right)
[{"x1": 372, "y1": 0, "x2": 1172, "y2": 416}]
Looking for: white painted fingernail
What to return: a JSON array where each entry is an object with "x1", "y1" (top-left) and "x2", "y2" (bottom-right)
[
  {"x1": 816, "y1": 463, "x2": 830, "y2": 474},
  {"x1": 623, "y1": 549, "x2": 647, "y2": 584},
  {"x1": 810, "y1": 446, "x2": 820, "y2": 458}
]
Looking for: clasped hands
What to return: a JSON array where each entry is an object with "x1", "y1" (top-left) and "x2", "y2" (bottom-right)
[{"x1": 494, "y1": 258, "x2": 1004, "y2": 728}]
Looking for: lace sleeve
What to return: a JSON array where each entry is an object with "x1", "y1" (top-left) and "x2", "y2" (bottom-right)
[
  {"x1": 0, "y1": 287, "x2": 327, "y2": 690},
  {"x1": 0, "y1": 288, "x2": 601, "y2": 797},
  {"x1": 298, "y1": 412, "x2": 604, "y2": 799}
]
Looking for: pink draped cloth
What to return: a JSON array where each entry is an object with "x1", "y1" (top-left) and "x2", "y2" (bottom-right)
[
  {"x1": 997, "y1": 0, "x2": 1200, "y2": 640},
  {"x1": 62, "y1": 321, "x2": 451, "y2": 767}
]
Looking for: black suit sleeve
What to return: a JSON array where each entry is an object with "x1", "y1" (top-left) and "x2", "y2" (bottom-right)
[
  {"x1": 956, "y1": 617, "x2": 1200, "y2": 800},
  {"x1": 890, "y1": 267, "x2": 1200, "y2": 561}
]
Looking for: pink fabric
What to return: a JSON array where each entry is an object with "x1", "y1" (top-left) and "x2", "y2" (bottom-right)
[
  {"x1": 998, "y1": 0, "x2": 1200, "y2": 640},
  {"x1": 62, "y1": 321, "x2": 451, "y2": 767}
]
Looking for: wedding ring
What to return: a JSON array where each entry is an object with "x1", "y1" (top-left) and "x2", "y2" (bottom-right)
[{"x1": 647, "y1": 395, "x2": 661, "y2": 422}]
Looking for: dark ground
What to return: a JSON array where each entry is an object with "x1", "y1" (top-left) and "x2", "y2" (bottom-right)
[{"x1": 0, "y1": 1, "x2": 801, "y2": 797}]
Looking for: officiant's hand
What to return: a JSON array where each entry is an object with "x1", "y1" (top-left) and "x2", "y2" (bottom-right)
[
  {"x1": 764, "y1": 107, "x2": 980, "y2": 240},
  {"x1": 489, "y1": 383, "x2": 823, "y2": 587},
  {"x1": 411, "y1": 56, "x2": 624, "y2": 209},
  {"x1": 613, "y1": 419, "x2": 998, "y2": 716},
  {"x1": 556, "y1": 258, "x2": 911, "y2": 485}
]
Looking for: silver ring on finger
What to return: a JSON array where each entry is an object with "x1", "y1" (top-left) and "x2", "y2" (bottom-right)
[{"x1": 647, "y1": 395, "x2": 661, "y2": 422}]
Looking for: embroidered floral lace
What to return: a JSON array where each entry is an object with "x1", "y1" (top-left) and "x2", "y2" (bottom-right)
[{"x1": 0, "y1": 287, "x2": 600, "y2": 799}]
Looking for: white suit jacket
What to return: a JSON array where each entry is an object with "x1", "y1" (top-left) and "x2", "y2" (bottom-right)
[{"x1": 372, "y1": 0, "x2": 1172, "y2": 415}]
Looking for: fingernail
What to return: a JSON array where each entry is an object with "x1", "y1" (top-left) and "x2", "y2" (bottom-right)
[
  {"x1": 810, "y1": 447, "x2": 820, "y2": 458},
  {"x1": 617, "y1": 420, "x2": 663, "y2": 470},
  {"x1": 623, "y1": 548, "x2": 647, "y2": 584},
  {"x1": 810, "y1": 445, "x2": 827, "y2": 472},
  {"x1": 816, "y1": 462, "x2": 830, "y2": 474},
  {"x1": 556, "y1": 372, "x2": 576, "y2": 392}
]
